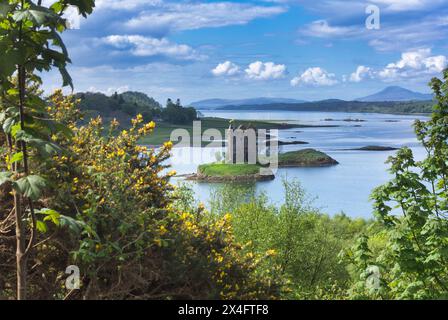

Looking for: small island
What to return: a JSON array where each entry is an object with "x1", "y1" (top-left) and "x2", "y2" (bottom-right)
[
  {"x1": 187, "y1": 163, "x2": 275, "y2": 182},
  {"x1": 276, "y1": 149, "x2": 339, "y2": 167},
  {"x1": 187, "y1": 149, "x2": 338, "y2": 182},
  {"x1": 348, "y1": 145, "x2": 399, "y2": 151},
  {"x1": 268, "y1": 140, "x2": 309, "y2": 146}
]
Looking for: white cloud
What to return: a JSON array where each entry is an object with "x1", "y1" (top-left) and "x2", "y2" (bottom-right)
[
  {"x1": 102, "y1": 35, "x2": 205, "y2": 61},
  {"x1": 125, "y1": 2, "x2": 286, "y2": 32},
  {"x1": 300, "y1": 20, "x2": 358, "y2": 38},
  {"x1": 295, "y1": 0, "x2": 445, "y2": 14},
  {"x1": 378, "y1": 48, "x2": 447, "y2": 80},
  {"x1": 348, "y1": 66, "x2": 373, "y2": 82},
  {"x1": 300, "y1": 14, "x2": 448, "y2": 52},
  {"x1": 211, "y1": 61, "x2": 240, "y2": 76},
  {"x1": 245, "y1": 61, "x2": 286, "y2": 80},
  {"x1": 369, "y1": 0, "x2": 445, "y2": 12},
  {"x1": 95, "y1": 0, "x2": 162, "y2": 10},
  {"x1": 87, "y1": 85, "x2": 130, "y2": 95},
  {"x1": 291, "y1": 67, "x2": 338, "y2": 87}
]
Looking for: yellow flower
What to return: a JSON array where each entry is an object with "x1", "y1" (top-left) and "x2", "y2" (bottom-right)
[
  {"x1": 266, "y1": 249, "x2": 277, "y2": 257},
  {"x1": 223, "y1": 213, "x2": 232, "y2": 222},
  {"x1": 167, "y1": 170, "x2": 177, "y2": 177},
  {"x1": 146, "y1": 121, "x2": 156, "y2": 130},
  {"x1": 159, "y1": 225, "x2": 168, "y2": 235},
  {"x1": 163, "y1": 141, "x2": 173, "y2": 149},
  {"x1": 180, "y1": 212, "x2": 191, "y2": 220},
  {"x1": 117, "y1": 149, "x2": 125, "y2": 157}
]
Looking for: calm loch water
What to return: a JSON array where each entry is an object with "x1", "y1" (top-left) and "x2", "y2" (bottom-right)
[{"x1": 168, "y1": 110, "x2": 428, "y2": 218}]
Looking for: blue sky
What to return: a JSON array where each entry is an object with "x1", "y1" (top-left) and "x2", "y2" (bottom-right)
[{"x1": 42, "y1": 0, "x2": 448, "y2": 104}]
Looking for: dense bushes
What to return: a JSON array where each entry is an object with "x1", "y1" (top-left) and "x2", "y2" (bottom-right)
[
  {"x1": 161, "y1": 99, "x2": 197, "y2": 124},
  {"x1": 208, "y1": 181, "x2": 369, "y2": 299},
  {"x1": 0, "y1": 91, "x2": 281, "y2": 299},
  {"x1": 76, "y1": 91, "x2": 162, "y2": 123},
  {"x1": 343, "y1": 70, "x2": 448, "y2": 300}
]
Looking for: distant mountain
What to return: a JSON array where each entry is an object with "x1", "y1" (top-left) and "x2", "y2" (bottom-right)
[
  {"x1": 217, "y1": 100, "x2": 433, "y2": 114},
  {"x1": 191, "y1": 97, "x2": 306, "y2": 109},
  {"x1": 357, "y1": 86, "x2": 433, "y2": 102}
]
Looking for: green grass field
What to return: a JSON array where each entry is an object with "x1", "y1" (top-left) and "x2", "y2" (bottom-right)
[
  {"x1": 138, "y1": 117, "x2": 300, "y2": 146},
  {"x1": 198, "y1": 163, "x2": 262, "y2": 177}
]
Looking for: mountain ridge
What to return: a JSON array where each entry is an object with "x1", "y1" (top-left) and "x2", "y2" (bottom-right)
[
  {"x1": 356, "y1": 86, "x2": 433, "y2": 102},
  {"x1": 191, "y1": 97, "x2": 307, "y2": 109}
]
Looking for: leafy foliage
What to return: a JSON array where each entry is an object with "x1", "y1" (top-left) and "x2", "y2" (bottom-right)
[
  {"x1": 209, "y1": 180, "x2": 369, "y2": 299},
  {"x1": 76, "y1": 91, "x2": 162, "y2": 123},
  {"x1": 161, "y1": 98, "x2": 197, "y2": 124},
  {"x1": 1, "y1": 92, "x2": 282, "y2": 299},
  {"x1": 345, "y1": 69, "x2": 448, "y2": 299},
  {"x1": 0, "y1": 0, "x2": 95, "y2": 299}
]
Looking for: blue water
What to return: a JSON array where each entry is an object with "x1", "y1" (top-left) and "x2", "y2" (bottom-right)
[{"x1": 168, "y1": 110, "x2": 428, "y2": 218}]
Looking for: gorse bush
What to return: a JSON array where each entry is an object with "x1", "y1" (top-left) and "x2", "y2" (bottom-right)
[
  {"x1": 1, "y1": 90, "x2": 282, "y2": 299},
  {"x1": 0, "y1": 0, "x2": 281, "y2": 300},
  {"x1": 1, "y1": 0, "x2": 448, "y2": 301}
]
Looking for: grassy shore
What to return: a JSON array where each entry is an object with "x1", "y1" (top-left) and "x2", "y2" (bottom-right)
[
  {"x1": 198, "y1": 163, "x2": 262, "y2": 176},
  {"x1": 138, "y1": 117, "x2": 322, "y2": 146}
]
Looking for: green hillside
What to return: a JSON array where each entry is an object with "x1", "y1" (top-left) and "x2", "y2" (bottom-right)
[{"x1": 75, "y1": 91, "x2": 162, "y2": 123}]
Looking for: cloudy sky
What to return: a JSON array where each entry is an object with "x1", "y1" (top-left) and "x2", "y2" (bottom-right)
[{"x1": 42, "y1": 0, "x2": 448, "y2": 104}]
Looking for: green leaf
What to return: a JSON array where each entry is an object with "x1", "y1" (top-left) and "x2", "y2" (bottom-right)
[
  {"x1": 9, "y1": 151, "x2": 23, "y2": 164},
  {"x1": 2, "y1": 116, "x2": 16, "y2": 134},
  {"x1": 37, "y1": 208, "x2": 61, "y2": 226},
  {"x1": 10, "y1": 123, "x2": 22, "y2": 138},
  {"x1": 58, "y1": 65, "x2": 73, "y2": 90},
  {"x1": 12, "y1": 6, "x2": 61, "y2": 25},
  {"x1": 0, "y1": 50, "x2": 22, "y2": 78},
  {"x1": 36, "y1": 220, "x2": 48, "y2": 233},
  {"x1": 51, "y1": 30, "x2": 69, "y2": 59},
  {"x1": 14, "y1": 175, "x2": 47, "y2": 200},
  {"x1": 0, "y1": 3, "x2": 12, "y2": 18},
  {"x1": 15, "y1": 130, "x2": 62, "y2": 156},
  {"x1": 0, "y1": 171, "x2": 13, "y2": 186},
  {"x1": 60, "y1": 215, "x2": 86, "y2": 234}
]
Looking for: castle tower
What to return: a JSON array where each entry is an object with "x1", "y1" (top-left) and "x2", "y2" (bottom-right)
[{"x1": 226, "y1": 122, "x2": 257, "y2": 164}]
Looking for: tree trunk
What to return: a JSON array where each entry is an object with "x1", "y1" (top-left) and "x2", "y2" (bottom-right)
[{"x1": 14, "y1": 192, "x2": 27, "y2": 300}]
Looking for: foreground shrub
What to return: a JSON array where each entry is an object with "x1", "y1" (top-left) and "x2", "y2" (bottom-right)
[
  {"x1": 344, "y1": 70, "x2": 448, "y2": 300},
  {"x1": 0, "y1": 90, "x2": 281, "y2": 299},
  {"x1": 209, "y1": 181, "x2": 369, "y2": 299}
]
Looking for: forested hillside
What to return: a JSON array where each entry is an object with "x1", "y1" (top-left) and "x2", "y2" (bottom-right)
[
  {"x1": 75, "y1": 91, "x2": 162, "y2": 123},
  {"x1": 217, "y1": 100, "x2": 433, "y2": 114}
]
